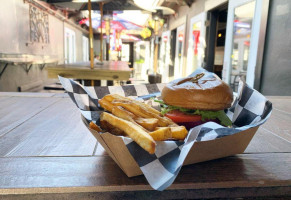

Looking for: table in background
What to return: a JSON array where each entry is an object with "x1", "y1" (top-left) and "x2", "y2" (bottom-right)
[
  {"x1": 0, "y1": 57, "x2": 58, "y2": 78},
  {"x1": 46, "y1": 61, "x2": 132, "y2": 83},
  {"x1": 0, "y1": 93, "x2": 290, "y2": 199}
]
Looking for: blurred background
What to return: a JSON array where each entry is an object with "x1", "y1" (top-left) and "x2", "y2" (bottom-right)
[{"x1": 0, "y1": 0, "x2": 290, "y2": 95}]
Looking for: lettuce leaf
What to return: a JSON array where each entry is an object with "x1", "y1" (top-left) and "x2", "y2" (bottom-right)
[{"x1": 154, "y1": 99, "x2": 232, "y2": 127}]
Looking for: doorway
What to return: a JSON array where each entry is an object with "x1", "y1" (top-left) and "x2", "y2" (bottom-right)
[
  {"x1": 159, "y1": 31, "x2": 171, "y2": 82},
  {"x1": 121, "y1": 42, "x2": 134, "y2": 68},
  {"x1": 204, "y1": 3, "x2": 228, "y2": 78},
  {"x1": 169, "y1": 29, "x2": 176, "y2": 80},
  {"x1": 186, "y1": 12, "x2": 206, "y2": 76},
  {"x1": 64, "y1": 27, "x2": 76, "y2": 64},
  {"x1": 174, "y1": 24, "x2": 185, "y2": 79}
]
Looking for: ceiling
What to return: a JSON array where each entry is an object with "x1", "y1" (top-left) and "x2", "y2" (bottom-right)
[{"x1": 43, "y1": 0, "x2": 146, "y2": 11}]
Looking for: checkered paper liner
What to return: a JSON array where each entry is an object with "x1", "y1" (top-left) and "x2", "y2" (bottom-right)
[{"x1": 59, "y1": 69, "x2": 272, "y2": 191}]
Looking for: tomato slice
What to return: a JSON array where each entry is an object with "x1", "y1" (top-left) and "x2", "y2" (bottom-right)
[{"x1": 165, "y1": 110, "x2": 202, "y2": 123}]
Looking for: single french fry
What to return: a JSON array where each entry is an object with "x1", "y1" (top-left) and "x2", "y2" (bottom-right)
[
  {"x1": 103, "y1": 94, "x2": 129, "y2": 103},
  {"x1": 149, "y1": 127, "x2": 172, "y2": 141},
  {"x1": 112, "y1": 106, "x2": 151, "y2": 133},
  {"x1": 100, "y1": 120, "x2": 125, "y2": 136},
  {"x1": 101, "y1": 112, "x2": 156, "y2": 154},
  {"x1": 135, "y1": 118, "x2": 159, "y2": 131},
  {"x1": 170, "y1": 126, "x2": 188, "y2": 140},
  {"x1": 132, "y1": 99, "x2": 161, "y2": 116},
  {"x1": 99, "y1": 98, "x2": 114, "y2": 112},
  {"x1": 112, "y1": 106, "x2": 136, "y2": 122},
  {"x1": 112, "y1": 100, "x2": 151, "y2": 118},
  {"x1": 89, "y1": 121, "x2": 102, "y2": 132}
]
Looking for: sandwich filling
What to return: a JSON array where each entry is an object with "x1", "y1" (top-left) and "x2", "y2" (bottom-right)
[{"x1": 155, "y1": 99, "x2": 232, "y2": 128}]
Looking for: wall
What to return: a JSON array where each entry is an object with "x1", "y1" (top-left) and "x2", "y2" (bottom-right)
[
  {"x1": 0, "y1": 0, "x2": 65, "y2": 58},
  {"x1": 260, "y1": 0, "x2": 291, "y2": 95},
  {"x1": 0, "y1": 0, "x2": 88, "y2": 92}
]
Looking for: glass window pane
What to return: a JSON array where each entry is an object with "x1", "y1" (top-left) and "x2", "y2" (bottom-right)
[
  {"x1": 230, "y1": 1, "x2": 255, "y2": 91},
  {"x1": 191, "y1": 21, "x2": 202, "y2": 70}
]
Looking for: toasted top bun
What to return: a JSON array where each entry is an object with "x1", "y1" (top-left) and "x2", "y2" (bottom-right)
[{"x1": 161, "y1": 73, "x2": 233, "y2": 111}]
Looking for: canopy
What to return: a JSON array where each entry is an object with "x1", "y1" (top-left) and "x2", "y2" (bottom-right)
[{"x1": 80, "y1": 14, "x2": 143, "y2": 30}]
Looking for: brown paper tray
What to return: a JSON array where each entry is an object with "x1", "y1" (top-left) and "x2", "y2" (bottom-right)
[{"x1": 82, "y1": 116, "x2": 259, "y2": 177}]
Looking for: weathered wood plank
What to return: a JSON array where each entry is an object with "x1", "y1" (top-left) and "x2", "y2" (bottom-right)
[
  {"x1": 267, "y1": 96, "x2": 291, "y2": 100},
  {"x1": 0, "y1": 96, "x2": 11, "y2": 102},
  {"x1": 0, "y1": 186, "x2": 290, "y2": 200},
  {"x1": 0, "y1": 97, "x2": 59, "y2": 138},
  {"x1": 267, "y1": 96, "x2": 291, "y2": 114},
  {"x1": 0, "y1": 153, "x2": 290, "y2": 195},
  {"x1": 94, "y1": 142, "x2": 107, "y2": 156},
  {"x1": 261, "y1": 109, "x2": 291, "y2": 142},
  {"x1": 52, "y1": 93, "x2": 69, "y2": 98},
  {"x1": 47, "y1": 68, "x2": 131, "y2": 81},
  {"x1": 245, "y1": 127, "x2": 291, "y2": 153},
  {"x1": 270, "y1": 98, "x2": 291, "y2": 114},
  {"x1": 0, "y1": 98, "x2": 96, "y2": 157},
  {"x1": 0, "y1": 92, "x2": 55, "y2": 97}
]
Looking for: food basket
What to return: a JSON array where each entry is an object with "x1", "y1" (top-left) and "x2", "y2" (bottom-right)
[{"x1": 59, "y1": 68, "x2": 272, "y2": 190}]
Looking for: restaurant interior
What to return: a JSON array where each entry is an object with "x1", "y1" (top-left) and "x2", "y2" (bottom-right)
[{"x1": 0, "y1": 0, "x2": 290, "y2": 95}]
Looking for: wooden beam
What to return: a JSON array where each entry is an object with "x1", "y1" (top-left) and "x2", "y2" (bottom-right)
[
  {"x1": 88, "y1": 0, "x2": 94, "y2": 70},
  {"x1": 99, "y1": 2, "x2": 104, "y2": 62}
]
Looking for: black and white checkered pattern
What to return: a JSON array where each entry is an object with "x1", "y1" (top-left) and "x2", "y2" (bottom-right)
[{"x1": 59, "y1": 69, "x2": 272, "y2": 191}]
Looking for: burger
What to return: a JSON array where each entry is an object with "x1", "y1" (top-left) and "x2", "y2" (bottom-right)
[{"x1": 156, "y1": 72, "x2": 233, "y2": 130}]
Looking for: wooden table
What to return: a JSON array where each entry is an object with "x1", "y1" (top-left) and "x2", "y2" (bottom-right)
[
  {"x1": 0, "y1": 93, "x2": 290, "y2": 199},
  {"x1": 46, "y1": 61, "x2": 132, "y2": 81}
]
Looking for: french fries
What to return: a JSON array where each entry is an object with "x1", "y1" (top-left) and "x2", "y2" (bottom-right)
[
  {"x1": 170, "y1": 126, "x2": 188, "y2": 140},
  {"x1": 97, "y1": 94, "x2": 189, "y2": 154},
  {"x1": 89, "y1": 121, "x2": 102, "y2": 132},
  {"x1": 101, "y1": 112, "x2": 156, "y2": 154},
  {"x1": 112, "y1": 106, "x2": 136, "y2": 122},
  {"x1": 99, "y1": 98, "x2": 114, "y2": 112},
  {"x1": 104, "y1": 94, "x2": 161, "y2": 116},
  {"x1": 100, "y1": 120, "x2": 125, "y2": 136},
  {"x1": 156, "y1": 126, "x2": 188, "y2": 140},
  {"x1": 149, "y1": 127, "x2": 172, "y2": 141},
  {"x1": 112, "y1": 99, "x2": 175, "y2": 127},
  {"x1": 112, "y1": 100, "x2": 150, "y2": 118},
  {"x1": 135, "y1": 118, "x2": 158, "y2": 131}
]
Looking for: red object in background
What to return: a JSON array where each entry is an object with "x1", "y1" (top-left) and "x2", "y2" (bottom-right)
[
  {"x1": 79, "y1": 18, "x2": 88, "y2": 25},
  {"x1": 79, "y1": 15, "x2": 143, "y2": 31},
  {"x1": 244, "y1": 41, "x2": 250, "y2": 46},
  {"x1": 178, "y1": 33, "x2": 184, "y2": 42},
  {"x1": 115, "y1": 30, "x2": 122, "y2": 51},
  {"x1": 193, "y1": 30, "x2": 200, "y2": 55},
  {"x1": 101, "y1": 21, "x2": 126, "y2": 30},
  {"x1": 163, "y1": 35, "x2": 168, "y2": 42}
]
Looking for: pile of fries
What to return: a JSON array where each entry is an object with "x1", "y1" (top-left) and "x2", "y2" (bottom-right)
[{"x1": 89, "y1": 94, "x2": 188, "y2": 154}]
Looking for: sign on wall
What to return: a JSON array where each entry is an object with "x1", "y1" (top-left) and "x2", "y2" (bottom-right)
[{"x1": 29, "y1": 5, "x2": 49, "y2": 44}]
